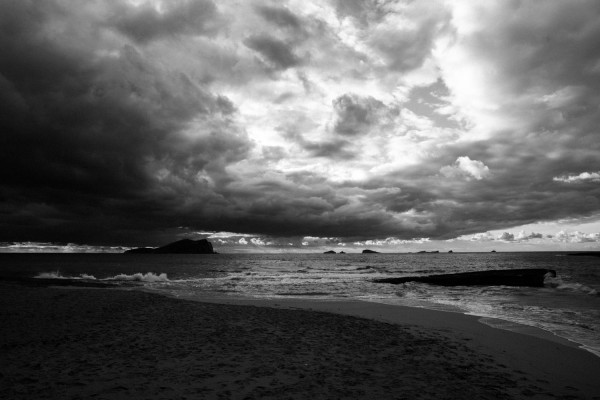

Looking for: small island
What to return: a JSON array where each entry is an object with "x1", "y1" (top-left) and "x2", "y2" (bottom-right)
[
  {"x1": 125, "y1": 239, "x2": 216, "y2": 254},
  {"x1": 362, "y1": 249, "x2": 379, "y2": 254}
]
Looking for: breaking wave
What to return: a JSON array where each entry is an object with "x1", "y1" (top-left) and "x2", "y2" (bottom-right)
[
  {"x1": 109, "y1": 273, "x2": 169, "y2": 282},
  {"x1": 545, "y1": 276, "x2": 598, "y2": 296},
  {"x1": 34, "y1": 271, "x2": 169, "y2": 282}
]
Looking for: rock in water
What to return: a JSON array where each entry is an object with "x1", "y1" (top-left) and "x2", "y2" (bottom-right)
[
  {"x1": 373, "y1": 268, "x2": 556, "y2": 287},
  {"x1": 125, "y1": 239, "x2": 215, "y2": 254}
]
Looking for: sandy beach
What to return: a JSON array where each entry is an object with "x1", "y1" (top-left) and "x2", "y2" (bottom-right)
[{"x1": 1, "y1": 283, "x2": 599, "y2": 399}]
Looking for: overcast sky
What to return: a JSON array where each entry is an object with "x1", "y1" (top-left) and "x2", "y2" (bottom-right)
[{"x1": 1, "y1": 0, "x2": 600, "y2": 252}]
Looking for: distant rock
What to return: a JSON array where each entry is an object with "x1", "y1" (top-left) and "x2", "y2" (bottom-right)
[
  {"x1": 323, "y1": 250, "x2": 336, "y2": 254},
  {"x1": 125, "y1": 239, "x2": 215, "y2": 254},
  {"x1": 448, "y1": 250, "x2": 453, "y2": 253},
  {"x1": 362, "y1": 249, "x2": 379, "y2": 254},
  {"x1": 339, "y1": 251, "x2": 346, "y2": 254}
]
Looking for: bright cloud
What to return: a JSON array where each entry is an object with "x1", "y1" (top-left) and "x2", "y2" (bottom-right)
[
  {"x1": 457, "y1": 231, "x2": 547, "y2": 243},
  {"x1": 554, "y1": 230, "x2": 600, "y2": 243},
  {"x1": 353, "y1": 237, "x2": 430, "y2": 246},
  {"x1": 440, "y1": 156, "x2": 490, "y2": 180},
  {"x1": 553, "y1": 172, "x2": 600, "y2": 183}
]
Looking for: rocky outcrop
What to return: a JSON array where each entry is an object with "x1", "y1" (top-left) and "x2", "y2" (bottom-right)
[
  {"x1": 567, "y1": 252, "x2": 600, "y2": 257},
  {"x1": 362, "y1": 249, "x2": 379, "y2": 254},
  {"x1": 373, "y1": 268, "x2": 556, "y2": 287},
  {"x1": 323, "y1": 250, "x2": 336, "y2": 254},
  {"x1": 125, "y1": 239, "x2": 215, "y2": 254}
]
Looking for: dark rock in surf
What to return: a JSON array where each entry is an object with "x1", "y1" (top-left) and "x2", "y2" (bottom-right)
[
  {"x1": 373, "y1": 268, "x2": 556, "y2": 287},
  {"x1": 125, "y1": 239, "x2": 215, "y2": 254},
  {"x1": 324, "y1": 250, "x2": 336, "y2": 254},
  {"x1": 567, "y1": 252, "x2": 600, "y2": 257}
]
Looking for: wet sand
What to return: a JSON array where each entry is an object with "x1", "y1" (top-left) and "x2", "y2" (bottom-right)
[{"x1": 1, "y1": 283, "x2": 599, "y2": 399}]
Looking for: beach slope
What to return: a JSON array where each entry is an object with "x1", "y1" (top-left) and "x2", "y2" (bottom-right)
[{"x1": 1, "y1": 284, "x2": 599, "y2": 399}]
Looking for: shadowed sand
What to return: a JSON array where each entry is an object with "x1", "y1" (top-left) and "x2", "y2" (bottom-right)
[{"x1": 1, "y1": 284, "x2": 599, "y2": 399}]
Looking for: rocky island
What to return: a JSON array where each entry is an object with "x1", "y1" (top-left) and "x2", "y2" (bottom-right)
[{"x1": 125, "y1": 239, "x2": 216, "y2": 254}]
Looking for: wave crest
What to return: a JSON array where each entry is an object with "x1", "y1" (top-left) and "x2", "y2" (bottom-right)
[
  {"x1": 545, "y1": 276, "x2": 598, "y2": 296},
  {"x1": 110, "y1": 272, "x2": 169, "y2": 282},
  {"x1": 34, "y1": 271, "x2": 169, "y2": 282},
  {"x1": 35, "y1": 271, "x2": 72, "y2": 279}
]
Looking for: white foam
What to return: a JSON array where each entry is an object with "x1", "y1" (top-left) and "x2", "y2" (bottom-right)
[
  {"x1": 35, "y1": 271, "x2": 71, "y2": 279},
  {"x1": 546, "y1": 276, "x2": 599, "y2": 296},
  {"x1": 34, "y1": 271, "x2": 170, "y2": 282},
  {"x1": 108, "y1": 272, "x2": 169, "y2": 282}
]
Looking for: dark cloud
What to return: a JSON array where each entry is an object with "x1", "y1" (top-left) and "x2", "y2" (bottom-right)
[
  {"x1": 381, "y1": 135, "x2": 600, "y2": 239},
  {"x1": 332, "y1": 94, "x2": 387, "y2": 136},
  {"x1": 370, "y1": 23, "x2": 440, "y2": 72},
  {"x1": 279, "y1": 125, "x2": 355, "y2": 160},
  {"x1": 332, "y1": 0, "x2": 449, "y2": 72},
  {"x1": 301, "y1": 140, "x2": 355, "y2": 160},
  {"x1": 0, "y1": 0, "x2": 251, "y2": 245},
  {"x1": 244, "y1": 34, "x2": 301, "y2": 70},
  {"x1": 255, "y1": 5, "x2": 302, "y2": 31},
  {"x1": 331, "y1": 0, "x2": 383, "y2": 26},
  {"x1": 114, "y1": 0, "x2": 220, "y2": 43}
]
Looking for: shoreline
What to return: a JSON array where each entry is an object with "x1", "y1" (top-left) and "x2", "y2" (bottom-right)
[
  {"x1": 154, "y1": 289, "x2": 597, "y2": 357},
  {"x1": 175, "y1": 294, "x2": 600, "y2": 375},
  {"x1": 2, "y1": 282, "x2": 600, "y2": 399}
]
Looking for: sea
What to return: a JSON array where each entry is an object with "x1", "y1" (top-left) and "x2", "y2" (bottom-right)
[{"x1": 1, "y1": 252, "x2": 599, "y2": 357}]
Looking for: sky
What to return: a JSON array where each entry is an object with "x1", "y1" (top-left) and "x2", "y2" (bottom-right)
[{"x1": 1, "y1": 0, "x2": 600, "y2": 253}]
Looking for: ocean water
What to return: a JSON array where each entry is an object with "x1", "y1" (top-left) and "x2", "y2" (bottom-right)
[{"x1": 1, "y1": 252, "x2": 599, "y2": 357}]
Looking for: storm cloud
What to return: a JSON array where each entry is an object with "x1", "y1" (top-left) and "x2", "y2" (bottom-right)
[
  {"x1": 244, "y1": 34, "x2": 302, "y2": 70},
  {"x1": 114, "y1": 0, "x2": 220, "y2": 43},
  {"x1": 1, "y1": 0, "x2": 600, "y2": 250}
]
